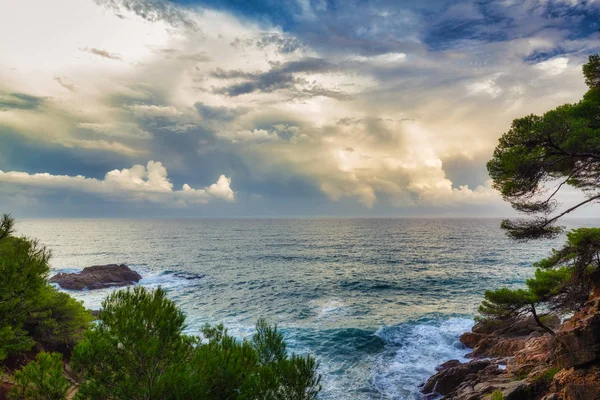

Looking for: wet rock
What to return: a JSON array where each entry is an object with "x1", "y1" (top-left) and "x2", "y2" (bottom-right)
[
  {"x1": 172, "y1": 272, "x2": 205, "y2": 280},
  {"x1": 423, "y1": 360, "x2": 491, "y2": 396},
  {"x1": 460, "y1": 332, "x2": 486, "y2": 349},
  {"x1": 50, "y1": 264, "x2": 141, "y2": 290},
  {"x1": 436, "y1": 359, "x2": 462, "y2": 372}
]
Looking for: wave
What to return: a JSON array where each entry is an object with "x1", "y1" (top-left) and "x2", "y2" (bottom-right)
[{"x1": 372, "y1": 316, "x2": 473, "y2": 399}]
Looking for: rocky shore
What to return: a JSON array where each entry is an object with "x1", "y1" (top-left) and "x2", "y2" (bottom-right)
[
  {"x1": 423, "y1": 298, "x2": 600, "y2": 399},
  {"x1": 49, "y1": 264, "x2": 141, "y2": 290}
]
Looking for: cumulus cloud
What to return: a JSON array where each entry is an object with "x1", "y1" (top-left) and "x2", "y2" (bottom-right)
[{"x1": 0, "y1": 161, "x2": 235, "y2": 205}]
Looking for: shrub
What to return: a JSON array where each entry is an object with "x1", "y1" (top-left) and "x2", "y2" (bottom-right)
[
  {"x1": 532, "y1": 367, "x2": 561, "y2": 385},
  {"x1": 72, "y1": 287, "x2": 321, "y2": 400},
  {"x1": 0, "y1": 214, "x2": 91, "y2": 362},
  {"x1": 9, "y1": 352, "x2": 70, "y2": 400},
  {"x1": 72, "y1": 287, "x2": 192, "y2": 400},
  {"x1": 0, "y1": 229, "x2": 52, "y2": 361},
  {"x1": 490, "y1": 390, "x2": 504, "y2": 400}
]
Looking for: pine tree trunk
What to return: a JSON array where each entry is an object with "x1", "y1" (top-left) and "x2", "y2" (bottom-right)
[{"x1": 530, "y1": 304, "x2": 555, "y2": 336}]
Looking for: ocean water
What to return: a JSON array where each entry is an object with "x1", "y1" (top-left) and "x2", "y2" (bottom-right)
[{"x1": 14, "y1": 218, "x2": 598, "y2": 399}]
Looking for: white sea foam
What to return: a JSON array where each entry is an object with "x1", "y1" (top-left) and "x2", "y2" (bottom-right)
[
  {"x1": 372, "y1": 317, "x2": 473, "y2": 399},
  {"x1": 314, "y1": 298, "x2": 348, "y2": 320}
]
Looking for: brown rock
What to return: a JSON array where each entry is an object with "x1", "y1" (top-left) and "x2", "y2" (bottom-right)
[
  {"x1": 554, "y1": 311, "x2": 600, "y2": 368},
  {"x1": 436, "y1": 359, "x2": 462, "y2": 372},
  {"x1": 423, "y1": 360, "x2": 491, "y2": 396},
  {"x1": 460, "y1": 332, "x2": 486, "y2": 349},
  {"x1": 553, "y1": 367, "x2": 600, "y2": 400},
  {"x1": 509, "y1": 336, "x2": 553, "y2": 374},
  {"x1": 501, "y1": 380, "x2": 531, "y2": 400},
  {"x1": 49, "y1": 264, "x2": 141, "y2": 290},
  {"x1": 487, "y1": 338, "x2": 527, "y2": 358}
]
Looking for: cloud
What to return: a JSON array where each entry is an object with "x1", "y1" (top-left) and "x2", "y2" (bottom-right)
[
  {"x1": 0, "y1": 0, "x2": 598, "y2": 216},
  {"x1": 94, "y1": 0, "x2": 199, "y2": 31},
  {"x1": 194, "y1": 102, "x2": 245, "y2": 122},
  {"x1": 79, "y1": 47, "x2": 123, "y2": 60},
  {"x1": 76, "y1": 122, "x2": 152, "y2": 139},
  {"x1": 53, "y1": 77, "x2": 76, "y2": 92},
  {"x1": 0, "y1": 161, "x2": 235, "y2": 205},
  {"x1": 211, "y1": 57, "x2": 341, "y2": 97},
  {"x1": 0, "y1": 92, "x2": 46, "y2": 111}
]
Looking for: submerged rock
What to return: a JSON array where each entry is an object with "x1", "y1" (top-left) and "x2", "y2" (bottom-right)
[{"x1": 49, "y1": 264, "x2": 141, "y2": 290}]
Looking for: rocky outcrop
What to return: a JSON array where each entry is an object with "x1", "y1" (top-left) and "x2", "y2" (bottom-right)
[
  {"x1": 49, "y1": 264, "x2": 141, "y2": 290},
  {"x1": 554, "y1": 299, "x2": 600, "y2": 369},
  {"x1": 423, "y1": 304, "x2": 600, "y2": 400},
  {"x1": 551, "y1": 368, "x2": 600, "y2": 400}
]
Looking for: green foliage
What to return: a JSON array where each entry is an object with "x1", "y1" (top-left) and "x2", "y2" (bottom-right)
[
  {"x1": 25, "y1": 287, "x2": 92, "y2": 352},
  {"x1": 479, "y1": 288, "x2": 533, "y2": 320},
  {"x1": 0, "y1": 234, "x2": 52, "y2": 361},
  {"x1": 0, "y1": 213, "x2": 15, "y2": 240},
  {"x1": 478, "y1": 268, "x2": 571, "y2": 334},
  {"x1": 72, "y1": 286, "x2": 192, "y2": 400},
  {"x1": 9, "y1": 352, "x2": 70, "y2": 400},
  {"x1": 533, "y1": 228, "x2": 600, "y2": 309},
  {"x1": 0, "y1": 217, "x2": 91, "y2": 362},
  {"x1": 583, "y1": 54, "x2": 600, "y2": 89},
  {"x1": 532, "y1": 367, "x2": 560, "y2": 385},
  {"x1": 525, "y1": 268, "x2": 571, "y2": 300},
  {"x1": 478, "y1": 227, "x2": 600, "y2": 331},
  {"x1": 73, "y1": 287, "x2": 321, "y2": 400},
  {"x1": 490, "y1": 389, "x2": 504, "y2": 400},
  {"x1": 487, "y1": 55, "x2": 600, "y2": 240}
]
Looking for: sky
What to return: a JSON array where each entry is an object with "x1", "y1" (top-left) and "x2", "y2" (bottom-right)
[{"x1": 0, "y1": 0, "x2": 599, "y2": 217}]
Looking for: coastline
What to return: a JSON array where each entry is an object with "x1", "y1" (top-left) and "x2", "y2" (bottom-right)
[{"x1": 422, "y1": 299, "x2": 600, "y2": 399}]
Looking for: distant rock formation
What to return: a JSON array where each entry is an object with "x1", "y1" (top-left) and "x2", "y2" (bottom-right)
[
  {"x1": 423, "y1": 299, "x2": 600, "y2": 399},
  {"x1": 49, "y1": 264, "x2": 141, "y2": 290}
]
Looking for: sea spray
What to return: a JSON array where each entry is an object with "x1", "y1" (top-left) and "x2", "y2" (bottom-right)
[{"x1": 373, "y1": 317, "x2": 473, "y2": 399}]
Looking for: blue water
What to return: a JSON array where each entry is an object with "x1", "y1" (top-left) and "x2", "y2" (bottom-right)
[{"x1": 14, "y1": 218, "x2": 599, "y2": 399}]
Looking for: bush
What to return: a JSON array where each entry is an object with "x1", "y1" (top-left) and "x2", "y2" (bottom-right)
[
  {"x1": 0, "y1": 229, "x2": 52, "y2": 361},
  {"x1": 72, "y1": 287, "x2": 192, "y2": 400},
  {"x1": 490, "y1": 390, "x2": 504, "y2": 400},
  {"x1": 532, "y1": 367, "x2": 561, "y2": 385},
  {"x1": 25, "y1": 287, "x2": 92, "y2": 353},
  {"x1": 9, "y1": 352, "x2": 70, "y2": 400},
  {"x1": 0, "y1": 214, "x2": 91, "y2": 362},
  {"x1": 72, "y1": 287, "x2": 321, "y2": 400}
]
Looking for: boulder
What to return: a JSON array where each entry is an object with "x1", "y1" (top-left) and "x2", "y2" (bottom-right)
[
  {"x1": 460, "y1": 332, "x2": 486, "y2": 349},
  {"x1": 554, "y1": 309, "x2": 600, "y2": 368},
  {"x1": 436, "y1": 359, "x2": 462, "y2": 372},
  {"x1": 49, "y1": 264, "x2": 141, "y2": 290},
  {"x1": 423, "y1": 360, "x2": 491, "y2": 396}
]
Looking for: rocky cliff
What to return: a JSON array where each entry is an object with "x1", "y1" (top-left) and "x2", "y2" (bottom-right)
[{"x1": 423, "y1": 299, "x2": 600, "y2": 399}]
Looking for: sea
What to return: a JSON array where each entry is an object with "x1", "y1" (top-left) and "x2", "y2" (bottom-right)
[{"x1": 14, "y1": 218, "x2": 599, "y2": 399}]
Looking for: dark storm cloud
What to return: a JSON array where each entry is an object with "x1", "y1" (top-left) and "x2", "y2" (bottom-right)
[
  {"x1": 194, "y1": 102, "x2": 246, "y2": 122},
  {"x1": 212, "y1": 57, "x2": 339, "y2": 97},
  {"x1": 0, "y1": 128, "x2": 131, "y2": 180},
  {"x1": 171, "y1": 0, "x2": 599, "y2": 59},
  {"x1": 0, "y1": 92, "x2": 46, "y2": 111}
]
